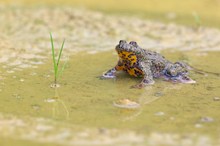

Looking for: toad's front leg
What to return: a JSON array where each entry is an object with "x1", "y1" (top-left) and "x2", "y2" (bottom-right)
[
  {"x1": 131, "y1": 60, "x2": 155, "y2": 88},
  {"x1": 100, "y1": 61, "x2": 124, "y2": 79}
]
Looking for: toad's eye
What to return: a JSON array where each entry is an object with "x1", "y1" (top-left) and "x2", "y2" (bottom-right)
[
  {"x1": 119, "y1": 40, "x2": 127, "y2": 44},
  {"x1": 129, "y1": 41, "x2": 137, "y2": 46}
]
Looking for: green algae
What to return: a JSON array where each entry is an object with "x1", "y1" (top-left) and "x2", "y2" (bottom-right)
[{"x1": 0, "y1": 50, "x2": 220, "y2": 145}]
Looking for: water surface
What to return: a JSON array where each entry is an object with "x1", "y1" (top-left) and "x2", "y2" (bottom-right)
[{"x1": 0, "y1": 50, "x2": 219, "y2": 145}]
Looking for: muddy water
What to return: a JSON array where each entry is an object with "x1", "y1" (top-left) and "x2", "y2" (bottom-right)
[
  {"x1": 0, "y1": 4, "x2": 220, "y2": 146},
  {"x1": 0, "y1": 50, "x2": 220, "y2": 146}
]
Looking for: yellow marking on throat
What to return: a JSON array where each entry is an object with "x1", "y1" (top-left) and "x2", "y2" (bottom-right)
[
  {"x1": 118, "y1": 51, "x2": 137, "y2": 66},
  {"x1": 117, "y1": 50, "x2": 144, "y2": 77}
]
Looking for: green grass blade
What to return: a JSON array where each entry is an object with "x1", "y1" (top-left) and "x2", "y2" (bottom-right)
[
  {"x1": 58, "y1": 59, "x2": 68, "y2": 79},
  {"x1": 193, "y1": 12, "x2": 201, "y2": 26},
  {"x1": 50, "y1": 33, "x2": 66, "y2": 85},
  {"x1": 50, "y1": 33, "x2": 58, "y2": 78},
  {"x1": 57, "y1": 39, "x2": 65, "y2": 67}
]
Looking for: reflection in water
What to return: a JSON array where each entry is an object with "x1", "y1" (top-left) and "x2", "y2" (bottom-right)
[
  {"x1": 121, "y1": 109, "x2": 143, "y2": 122},
  {"x1": 114, "y1": 84, "x2": 187, "y2": 121},
  {"x1": 139, "y1": 86, "x2": 162, "y2": 105},
  {"x1": 114, "y1": 86, "x2": 163, "y2": 121},
  {"x1": 49, "y1": 88, "x2": 70, "y2": 120}
]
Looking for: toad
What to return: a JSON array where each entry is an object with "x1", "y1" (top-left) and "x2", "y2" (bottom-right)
[{"x1": 101, "y1": 40, "x2": 195, "y2": 88}]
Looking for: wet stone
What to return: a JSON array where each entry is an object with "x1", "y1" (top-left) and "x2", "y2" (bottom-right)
[
  {"x1": 195, "y1": 123, "x2": 203, "y2": 128},
  {"x1": 213, "y1": 97, "x2": 220, "y2": 101},
  {"x1": 113, "y1": 99, "x2": 140, "y2": 109},
  {"x1": 20, "y1": 78, "x2": 25, "y2": 82},
  {"x1": 44, "y1": 98, "x2": 56, "y2": 103},
  {"x1": 200, "y1": 117, "x2": 214, "y2": 123},
  {"x1": 169, "y1": 117, "x2": 175, "y2": 120},
  {"x1": 154, "y1": 112, "x2": 165, "y2": 116}
]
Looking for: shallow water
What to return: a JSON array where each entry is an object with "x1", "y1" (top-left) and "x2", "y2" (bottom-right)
[
  {"x1": 0, "y1": 50, "x2": 220, "y2": 145},
  {"x1": 0, "y1": 5, "x2": 220, "y2": 146}
]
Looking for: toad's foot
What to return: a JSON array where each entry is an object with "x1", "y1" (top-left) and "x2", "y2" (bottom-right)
[
  {"x1": 131, "y1": 60, "x2": 155, "y2": 89},
  {"x1": 179, "y1": 76, "x2": 196, "y2": 84},
  {"x1": 99, "y1": 74, "x2": 116, "y2": 79},
  {"x1": 99, "y1": 68, "x2": 117, "y2": 79},
  {"x1": 164, "y1": 74, "x2": 196, "y2": 84}
]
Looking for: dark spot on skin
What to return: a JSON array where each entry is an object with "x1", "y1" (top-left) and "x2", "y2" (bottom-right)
[
  {"x1": 127, "y1": 66, "x2": 133, "y2": 70},
  {"x1": 124, "y1": 63, "x2": 128, "y2": 68},
  {"x1": 118, "y1": 61, "x2": 123, "y2": 66},
  {"x1": 128, "y1": 54, "x2": 134, "y2": 58},
  {"x1": 134, "y1": 69, "x2": 142, "y2": 76},
  {"x1": 133, "y1": 62, "x2": 137, "y2": 66},
  {"x1": 182, "y1": 75, "x2": 190, "y2": 81}
]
